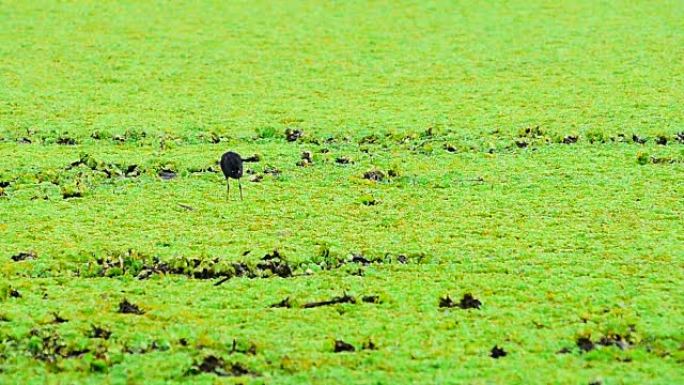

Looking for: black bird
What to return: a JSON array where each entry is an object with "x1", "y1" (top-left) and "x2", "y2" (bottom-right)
[{"x1": 220, "y1": 151, "x2": 244, "y2": 200}]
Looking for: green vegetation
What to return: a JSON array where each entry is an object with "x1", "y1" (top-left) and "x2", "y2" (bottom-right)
[{"x1": 1, "y1": 1, "x2": 683, "y2": 384}]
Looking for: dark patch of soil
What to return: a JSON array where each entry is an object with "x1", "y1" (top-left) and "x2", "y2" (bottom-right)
[
  {"x1": 224, "y1": 361, "x2": 255, "y2": 376},
  {"x1": 52, "y1": 313, "x2": 68, "y2": 323},
  {"x1": 576, "y1": 337, "x2": 595, "y2": 352},
  {"x1": 57, "y1": 136, "x2": 77, "y2": 145},
  {"x1": 62, "y1": 189, "x2": 83, "y2": 199},
  {"x1": 257, "y1": 252, "x2": 293, "y2": 278},
  {"x1": 230, "y1": 262, "x2": 256, "y2": 278},
  {"x1": 66, "y1": 158, "x2": 86, "y2": 170},
  {"x1": 66, "y1": 154, "x2": 138, "y2": 180},
  {"x1": 197, "y1": 355, "x2": 224, "y2": 374},
  {"x1": 363, "y1": 170, "x2": 385, "y2": 181},
  {"x1": 334, "y1": 340, "x2": 355, "y2": 353},
  {"x1": 440, "y1": 292, "x2": 481, "y2": 309},
  {"x1": 521, "y1": 125, "x2": 545, "y2": 138},
  {"x1": 202, "y1": 132, "x2": 222, "y2": 144},
  {"x1": 127, "y1": 257, "x2": 169, "y2": 279},
  {"x1": 233, "y1": 262, "x2": 257, "y2": 279},
  {"x1": 439, "y1": 295, "x2": 456, "y2": 308},
  {"x1": 100, "y1": 167, "x2": 117, "y2": 179},
  {"x1": 490, "y1": 345, "x2": 507, "y2": 358},
  {"x1": 562, "y1": 135, "x2": 578, "y2": 144},
  {"x1": 598, "y1": 334, "x2": 629, "y2": 350},
  {"x1": 262, "y1": 250, "x2": 282, "y2": 260},
  {"x1": 125, "y1": 165, "x2": 140, "y2": 177},
  {"x1": 11, "y1": 251, "x2": 37, "y2": 262},
  {"x1": 189, "y1": 355, "x2": 257, "y2": 377},
  {"x1": 89, "y1": 249, "x2": 420, "y2": 282},
  {"x1": 285, "y1": 128, "x2": 303, "y2": 142},
  {"x1": 335, "y1": 156, "x2": 353, "y2": 164},
  {"x1": 106, "y1": 130, "x2": 147, "y2": 143},
  {"x1": 303, "y1": 293, "x2": 356, "y2": 308},
  {"x1": 225, "y1": 362, "x2": 256, "y2": 376},
  {"x1": 263, "y1": 166, "x2": 281, "y2": 176},
  {"x1": 350, "y1": 253, "x2": 372, "y2": 264},
  {"x1": 458, "y1": 293, "x2": 482, "y2": 309},
  {"x1": 133, "y1": 255, "x2": 254, "y2": 282},
  {"x1": 632, "y1": 134, "x2": 647, "y2": 144},
  {"x1": 28, "y1": 329, "x2": 90, "y2": 362},
  {"x1": 362, "y1": 339, "x2": 377, "y2": 350},
  {"x1": 118, "y1": 299, "x2": 144, "y2": 315},
  {"x1": 89, "y1": 325, "x2": 112, "y2": 340},
  {"x1": 359, "y1": 134, "x2": 379, "y2": 144},
  {"x1": 655, "y1": 136, "x2": 668, "y2": 145},
  {"x1": 242, "y1": 154, "x2": 261, "y2": 162},
  {"x1": 270, "y1": 297, "x2": 292, "y2": 308},
  {"x1": 158, "y1": 169, "x2": 177, "y2": 180},
  {"x1": 362, "y1": 295, "x2": 381, "y2": 304},
  {"x1": 189, "y1": 165, "x2": 219, "y2": 174},
  {"x1": 179, "y1": 338, "x2": 188, "y2": 346}
]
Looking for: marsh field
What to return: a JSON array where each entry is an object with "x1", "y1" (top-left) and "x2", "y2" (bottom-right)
[{"x1": 1, "y1": 1, "x2": 683, "y2": 384}]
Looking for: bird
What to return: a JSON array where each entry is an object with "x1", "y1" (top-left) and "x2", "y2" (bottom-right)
[{"x1": 220, "y1": 151, "x2": 244, "y2": 200}]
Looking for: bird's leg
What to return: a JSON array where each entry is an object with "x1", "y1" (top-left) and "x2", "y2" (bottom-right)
[
  {"x1": 238, "y1": 179, "x2": 243, "y2": 201},
  {"x1": 226, "y1": 179, "x2": 230, "y2": 200}
]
